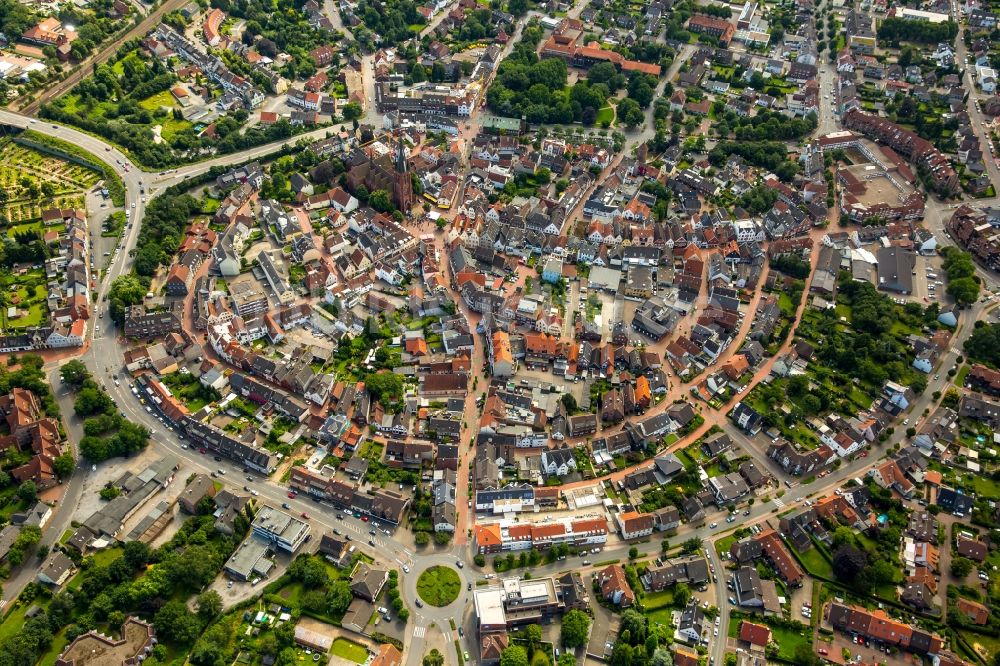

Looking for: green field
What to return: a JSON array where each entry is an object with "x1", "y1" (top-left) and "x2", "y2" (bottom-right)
[
  {"x1": 416, "y1": 566, "x2": 461, "y2": 607},
  {"x1": 596, "y1": 106, "x2": 614, "y2": 125},
  {"x1": 331, "y1": 637, "x2": 368, "y2": 663}
]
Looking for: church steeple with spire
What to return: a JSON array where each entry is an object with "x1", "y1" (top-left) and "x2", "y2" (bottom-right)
[{"x1": 393, "y1": 135, "x2": 414, "y2": 211}]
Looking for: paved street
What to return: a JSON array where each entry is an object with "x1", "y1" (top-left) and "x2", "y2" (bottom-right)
[{"x1": 2, "y1": 3, "x2": 1000, "y2": 663}]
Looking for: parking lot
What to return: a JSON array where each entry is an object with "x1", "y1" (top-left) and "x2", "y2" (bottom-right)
[
  {"x1": 904, "y1": 253, "x2": 947, "y2": 306},
  {"x1": 821, "y1": 631, "x2": 914, "y2": 666}
]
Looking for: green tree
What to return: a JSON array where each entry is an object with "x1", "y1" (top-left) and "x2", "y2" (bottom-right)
[
  {"x1": 298, "y1": 557, "x2": 329, "y2": 588},
  {"x1": 561, "y1": 609, "x2": 591, "y2": 648},
  {"x1": 952, "y1": 556, "x2": 974, "y2": 578},
  {"x1": 681, "y1": 537, "x2": 702, "y2": 554},
  {"x1": 123, "y1": 540, "x2": 150, "y2": 569},
  {"x1": 327, "y1": 580, "x2": 353, "y2": 617},
  {"x1": 424, "y1": 650, "x2": 445, "y2": 666},
  {"x1": 508, "y1": 0, "x2": 527, "y2": 15},
  {"x1": 525, "y1": 624, "x2": 542, "y2": 650},
  {"x1": 154, "y1": 600, "x2": 201, "y2": 644},
  {"x1": 415, "y1": 531, "x2": 430, "y2": 546},
  {"x1": 674, "y1": 582, "x2": 691, "y2": 607},
  {"x1": 947, "y1": 277, "x2": 980, "y2": 306},
  {"x1": 651, "y1": 648, "x2": 674, "y2": 666},
  {"x1": 366, "y1": 371, "x2": 404, "y2": 405},
  {"x1": 17, "y1": 480, "x2": 36, "y2": 502},
  {"x1": 107, "y1": 274, "x2": 147, "y2": 325},
  {"x1": 342, "y1": 102, "x2": 363, "y2": 121},
  {"x1": 53, "y1": 453, "x2": 75, "y2": 479},
  {"x1": 500, "y1": 645, "x2": 529, "y2": 666},
  {"x1": 196, "y1": 591, "x2": 223, "y2": 621},
  {"x1": 60, "y1": 360, "x2": 91, "y2": 387},
  {"x1": 618, "y1": 98, "x2": 645, "y2": 128},
  {"x1": 369, "y1": 189, "x2": 393, "y2": 213},
  {"x1": 629, "y1": 546, "x2": 639, "y2": 560}
]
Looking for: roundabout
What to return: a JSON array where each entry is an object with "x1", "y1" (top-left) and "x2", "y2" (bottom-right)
[{"x1": 416, "y1": 565, "x2": 462, "y2": 607}]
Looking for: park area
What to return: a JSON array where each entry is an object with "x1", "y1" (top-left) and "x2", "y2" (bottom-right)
[
  {"x1": 0, "y1": 140, "x2": 99, "y2": 226},
  {"x1": 416, "y1": 566, "x2": 461, "y2": 607}
]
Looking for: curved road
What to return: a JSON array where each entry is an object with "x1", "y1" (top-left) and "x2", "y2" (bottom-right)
[{"x1": 2, "y1": 20, "x2": 1000, "y2": 663}]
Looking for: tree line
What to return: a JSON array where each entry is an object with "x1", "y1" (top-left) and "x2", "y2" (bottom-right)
[{"x1": 877, "y1": 17, "x2": 959, "y2": 44}]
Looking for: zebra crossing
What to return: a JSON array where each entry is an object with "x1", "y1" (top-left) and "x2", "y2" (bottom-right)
[
  {"x1": 772, "y1": 495, "x2": 786, "y2": 510},
  {"x1": 413, "y1": 625, "x2": 426, "y2": 639}
]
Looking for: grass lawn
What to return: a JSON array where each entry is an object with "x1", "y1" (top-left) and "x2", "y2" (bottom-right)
[
  {"x1": 771, "y1": 623, "x2": 812, "y2": 661},
  {"x1": 796, "y1": 545, "x2": 834, "y2": 579},
  {"x1": 0, "y1": 602, "x2": 33, "y2": 643},
  {"x1": 138, "y1": 90, "x2": 177, "y2": 111},
  {"x1": 676, "y1": 448, "x2": 698, "y2": 468},
  {"x1": 715, "y1": 535, "x2": 737, "y2": 558},
  {"x1": 531, "y1": 650, "x2": 551, "y2": 666},
  {"x1": 330, "y1": 637, "x2": 368, "y2": 663},
  {"x1": 971, "y1": 473, "x2": 1000, "y2": 499},
  {"x1": 278, "y1": 582, "x2": 306, "y2": 607},
  {"x1": 644, "y1": 589, "x2": 675, "y2": 610},
  {"x1": 417, "y1": 566, "x2": 461, "y2": 607},
  {"x1": 955, "y1": 364, "x2": 970, "y2": 387},
  {"x1": 92, "y1": 547, "x2": 123, "y2": 567},
  {"x1": 647, "y1": 607, "x2": 675, "y2": 626},
  {"x1": 959, "y1": 629, "x2": 1000, "y2": 664},
  {"x1": 596, "y1": 106, "x2": 614, "y2": 124}
]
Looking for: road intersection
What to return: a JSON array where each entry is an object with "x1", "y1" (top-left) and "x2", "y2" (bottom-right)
[{"x1": 0, "y1": 12, "x2": 998, "y2": 665}]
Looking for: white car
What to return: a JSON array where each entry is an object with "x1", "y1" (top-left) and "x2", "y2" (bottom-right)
[
  {"x1": 709, "y1": 522, "x2": 718, "y2": 529},
  {"x1": 714, "y1": 628, "x2": 719, "y2": 637},
  {"x1": 402, "y1": 565, "x2": 410, "y2": 574}
]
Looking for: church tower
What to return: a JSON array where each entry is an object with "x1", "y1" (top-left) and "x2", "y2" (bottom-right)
[{"x1": 393, "y1": 136, "x2": 414, "y2": 211}]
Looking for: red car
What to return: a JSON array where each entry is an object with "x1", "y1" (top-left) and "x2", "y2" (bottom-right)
[
  {"x1": 361, "y1": 516, "x2": 369, "y2": 522},
  {"x1": 860, "y1": 451, "x2": 868, "y2": 458},
  {"x1": 301, "y1": 512, "x2": 309, "y2": 519},
  {"x1": 287, "y1": 491, "x2": 297, "y2": 498},
  {"x1": 818, "y1": 649, "x2": 828, "y2": 655},
  {"x1": 199, "y1": 448, "x2": 206, "y2": 454}
]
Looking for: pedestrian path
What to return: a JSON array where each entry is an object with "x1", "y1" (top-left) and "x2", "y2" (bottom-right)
[{"x1": 412, "y1": 625, "x2": 426, "y2": 639}]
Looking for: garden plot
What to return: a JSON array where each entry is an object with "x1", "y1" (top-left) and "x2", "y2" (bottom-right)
[{"x1": 0, "y1": 141, "x2": 100, "y2": 226}]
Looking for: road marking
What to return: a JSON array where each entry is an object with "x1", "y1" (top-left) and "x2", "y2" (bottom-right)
[
  {"x1": 412, "y1": 625, "x2": 426, "y2": 638},
  {"x1": 772, "y1": 496, "x2": 785, "y2": 509},
  {"x1": 442, "y1": 630, "x2": 451, "y2": 642}
]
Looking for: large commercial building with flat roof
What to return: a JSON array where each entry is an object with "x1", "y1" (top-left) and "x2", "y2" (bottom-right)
[
  {"x1": 224, "y1": 538, "x2": 275, "y2": 581},
  {"x1": 251, "y1": 506, "x2": 311, "y2": 553},
  {"x1": 225, "y1": 505, "x2": 310, "y2": 581},
  {"x1": 473, "y1": 576, "x2": 565, "y2": 631}
]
